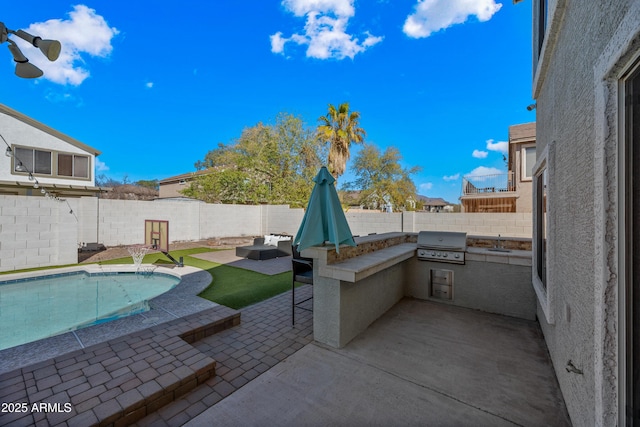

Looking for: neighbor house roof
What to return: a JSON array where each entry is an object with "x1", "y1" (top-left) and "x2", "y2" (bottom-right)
[
  {"x1": 159, "y1": 168, "x2": 214, "y2": 184},
  {"x1": 417, "y1": 196, "x2": 451, "y2": 206},
  {"x1": 508, "y1": 122, "x2": 536, "y2": 144},
  {"x1": 0, "y1": 103, "x2": 101, "y2": 156}
]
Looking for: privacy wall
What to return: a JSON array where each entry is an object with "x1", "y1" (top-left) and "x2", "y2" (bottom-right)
[
  {"x1": 0, "y1": 195, "x2": 77, "y2": 271},
  {"x1": 0, "y1": 195, "x2": 531, "y2": 272}
]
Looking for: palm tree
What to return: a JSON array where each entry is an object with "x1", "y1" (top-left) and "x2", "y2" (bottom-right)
[{"x1": 317, "y1": 102, "x2": 366, "y2": 181}]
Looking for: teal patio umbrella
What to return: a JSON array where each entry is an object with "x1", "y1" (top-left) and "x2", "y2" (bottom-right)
[{"x1": 294, "y1": 166, "x2": 356, "y2": 253}]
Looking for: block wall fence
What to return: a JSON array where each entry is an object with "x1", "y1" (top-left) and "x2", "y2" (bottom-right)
[{"x1": 0, "y1": 195, "x2": 532, "y2": 272}]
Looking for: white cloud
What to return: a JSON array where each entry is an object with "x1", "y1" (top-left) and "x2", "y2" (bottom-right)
[
  {"x1": 14, "y1": 5, "x2": 119, "y2": 86},
  {"x1": 443, "y1": 173, "x2": 460, "y2": 181},
  {"x1": 95, "y1": 158, "x2": 109, "y2": 172},
  {"x1": 486, "y1": 138, "x2": 508, "y2": 154},
  {"x1": 271, "y1": 0, "x2": 383, "y2": 59},
  {"x1": 44, "y1": 90, "x2": 78, "y2": 104},
  {"x1": 472, "y1": 149, "x2": 488, "y2": 159},
  {"x1": 465, "y1": 166, "x2": 503, "y2": 177},
  {"x1": 419, "y1": 182, "x2": 433, "y2": 192},
  {"x1": 270, "y1": 32, "x2": 288, "y2": 54},
  {"x1": 282, "y1": 0, "x2": 355, "y2": 17},
  {"x1": 145, "y1": 82, "x2": 154, "y2": 89},
  {"x1": 403, "y1": 0, "x2": 502, "y2": 39}
]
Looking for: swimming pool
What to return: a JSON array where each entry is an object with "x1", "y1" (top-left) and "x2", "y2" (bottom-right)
[{"x1": 0, "y1": 269, "x2": 180, "y2": 351}]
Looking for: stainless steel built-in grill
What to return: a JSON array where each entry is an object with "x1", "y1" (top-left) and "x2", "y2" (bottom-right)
[{"x1": 417, "y1": 231, "x2": 467, "y2": 264}]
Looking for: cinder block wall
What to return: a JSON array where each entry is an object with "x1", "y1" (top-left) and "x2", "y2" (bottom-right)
[
  {"x1": 96, "y1": 199, "x2": 201, "y2": 246},
  {"x1": 262, "y1": 205, "x2": 304, "y2": 236},
  {"x1": 199, "y1": 203, "x2": 262, "y2": 239},
  {"x1": 345, "y1": 212, "x2": 403, "y2": 236},
  {"x1": 0, "y1": 195, "x2": 77, "y2": 271},
  {"x1": 408, "y1": 212, "x2": 532, "y2": 237},
  {"x1": 0, "y1": 195, "x2": 533, "y2": 272}
]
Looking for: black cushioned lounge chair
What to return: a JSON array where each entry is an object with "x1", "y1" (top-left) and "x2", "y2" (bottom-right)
[{"x1": 235, "y1": 236, "x2": 292, "y2": 260}]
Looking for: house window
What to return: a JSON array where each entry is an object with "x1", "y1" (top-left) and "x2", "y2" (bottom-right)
[
  {"x1": 58, "y1": 153, "x2": 89, "y2": 178},
  {"x1": 11, "y1": 146, "x2": 91, "y2": 180},
  {"x1": 535, "y1": 168, "x2": 547, "y2": 289},
  {"x1": 532, "y1": 143, "x2": 552, "y2": 322},
  {"x1": 533, "y1": 0, "x2": 550, "y2": 76},
  {"x1": 623, "y1": 60, "x2": 640, "y2": 427},
  {"x1": 537, "y1": 0, "x2": 548, "y2": 55},
  {"x1": 13, "y1": 147, "x2": 52, "y2": 175},
  {"x1": 522, "y1": 145, "x2": 537, "y2": 181}
]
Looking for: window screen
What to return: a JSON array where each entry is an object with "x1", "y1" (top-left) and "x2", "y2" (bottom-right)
[
  {"x1": 34, "y1": 150, "x2": 51, "y2": 174},
  {"x1": 14, "y1": 147, "x2": 32, "y2": 172},
  {"x1": 74, "y1": 156, "x2": 89, "y2": 178},
  {"x1": 58, "y1": 154, "x2": 73, "y2": 176},
  {"x1": 13, "y1": 148, "x2": 51, "y2": 174},
  {"x1": 524, "y1": 146, "x2": 537, "y2": 179}
]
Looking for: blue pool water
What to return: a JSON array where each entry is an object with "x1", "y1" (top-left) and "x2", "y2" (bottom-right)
[{"x1": 0, "y1": 271, "x2": 179, "y2": 350}]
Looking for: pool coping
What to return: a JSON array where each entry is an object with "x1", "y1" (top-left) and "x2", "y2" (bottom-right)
[{"x1": 0, "y1": 264, "x2": 216, "y2": 374}]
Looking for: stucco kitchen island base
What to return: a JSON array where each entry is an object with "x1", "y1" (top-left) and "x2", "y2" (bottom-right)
[{"x1": 302, "y1": 233, "x2": 534, "y2": 349}]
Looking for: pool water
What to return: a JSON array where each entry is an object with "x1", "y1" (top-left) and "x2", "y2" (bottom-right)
[{"x1": 0, "y1": 271, "x2": 179, "y2": 350}]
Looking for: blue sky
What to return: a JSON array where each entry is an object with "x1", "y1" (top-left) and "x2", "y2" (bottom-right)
[{"x1": 0, "y1": 1, "x2": 534, "y2": 204}]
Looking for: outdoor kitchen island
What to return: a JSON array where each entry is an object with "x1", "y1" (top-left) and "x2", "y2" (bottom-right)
[{"x1": 301, "y1": 232, "x2": 534, "y2": 348}]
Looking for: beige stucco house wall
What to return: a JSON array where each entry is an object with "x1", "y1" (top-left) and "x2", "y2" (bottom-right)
[
  {"x1": 529, "y1": 0, "x2": 640, "y2": 425},
  {"x1": 158, "y1": 174, "x2": 189, "y2": 198},
  {"x1": 158, "y1": 169, "x2": 211, "y2": 199},
  {"x1": 460, "y1": 122, "x2": 535, "y2": 213},
  {"x1": 508, "y1": 122, "x2": 535, "y2": 213}
]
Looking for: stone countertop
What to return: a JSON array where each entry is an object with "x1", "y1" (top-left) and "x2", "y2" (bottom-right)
[
  {"x1": 317, "y1": 243, "x2": 416, "y2": 283},
  {"x1": 300, "y1": 232, "x2": 533, "y2": 275},
  {"x1": 300, "y1": 232, "x2": 415, "y2": 264}
]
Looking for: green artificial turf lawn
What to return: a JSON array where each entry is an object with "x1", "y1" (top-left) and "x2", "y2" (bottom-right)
[
  {"x1": 198, "y1": 265, "x2": 293, "y2": 309},
  {"x1": 98, "y1": 247, "x2": 214, "y2": 266},
  {"x1": 100, "y1": 248, "x2": 294, "y2": 309}
]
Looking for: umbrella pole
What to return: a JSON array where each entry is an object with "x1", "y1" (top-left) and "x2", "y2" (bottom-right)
[{"x1": 292, "y1": 273, "x2": 295, "y2": 326}]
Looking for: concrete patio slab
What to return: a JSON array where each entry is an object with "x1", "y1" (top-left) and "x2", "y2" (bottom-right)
[
  {"x1": 191, "y1": 249, "x2": 292, "y2": 275},
  {"x1": 185, "y1": 343, "x2": 519, "y2": 427},
  {"x1": 187, "y1": 299, "x2": 570, "y2": 427}
]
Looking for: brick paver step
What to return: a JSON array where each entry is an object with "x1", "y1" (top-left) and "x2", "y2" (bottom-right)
[{"x1": 0, "y1": 305, "x2": 240, "y2": 427}]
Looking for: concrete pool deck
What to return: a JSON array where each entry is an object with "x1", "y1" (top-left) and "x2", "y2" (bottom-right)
[
  {"x1": 0, "y1": 247, "x2": 570, "y2": 426},
  {"x1": 0, "y1": 284, "x2": 570, "y2": 427}
]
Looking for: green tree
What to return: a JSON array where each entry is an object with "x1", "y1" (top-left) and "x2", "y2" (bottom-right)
[
  {"x1": 347, "y1": 144, "x2": 421, "y2": 211},
  {"x1": 184, "y1": 113, "x2": 324, "y2": 207},
  {"x1": 316, "y1": 102, "x2": 366, "y2": 181}
]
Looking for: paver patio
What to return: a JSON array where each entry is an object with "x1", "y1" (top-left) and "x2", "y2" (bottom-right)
[
  {"x1": 0, "y1": 283, "x2": 313, "y2": 427},
  {"x1": 0, "y1": 243, "x2": 570, "y2": 426}
]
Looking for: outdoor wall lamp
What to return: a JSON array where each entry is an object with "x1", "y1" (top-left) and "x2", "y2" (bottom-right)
[{"x1": 0, "y1": 21, "x2": 61, "y2": 78}]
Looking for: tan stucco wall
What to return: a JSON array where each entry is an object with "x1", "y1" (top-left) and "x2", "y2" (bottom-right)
[
  {"x1": 158, "y1": 181, "x2": 187, "y2": 198},
  {"x1": 532, "y1": 1, "x2": 639, "y2": 425},
  {"x1": 513, "y1": 144, "x2": 533, "y2": 213}
]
